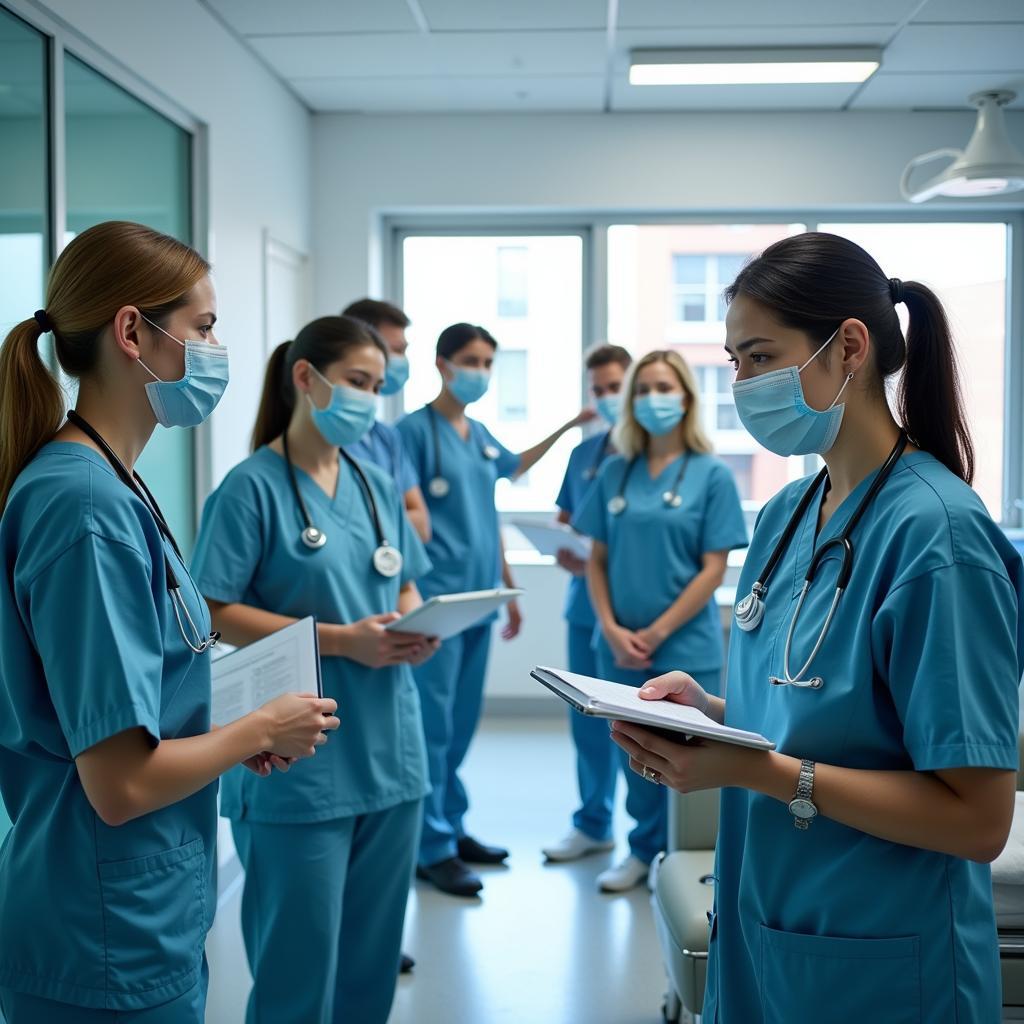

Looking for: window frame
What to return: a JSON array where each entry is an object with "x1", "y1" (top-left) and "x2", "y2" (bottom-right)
[
  {"x1": 382, "y1": 210, "x2": 1023, "y2": 527},
  {"x1": 2, "y1": 0, "x2": 211, "y2": 528}
]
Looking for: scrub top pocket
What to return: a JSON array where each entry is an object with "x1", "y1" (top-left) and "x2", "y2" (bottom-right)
[
  {"x1": 98, "y1": 838, "x2": 206, "y2": 1002},
  {"x1": 758, "y1": 924, "x2": 920, "y2": 1024}
]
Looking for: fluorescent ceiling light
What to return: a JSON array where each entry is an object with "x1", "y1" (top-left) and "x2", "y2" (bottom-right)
[
  {"x1": 901, "y1": 91, "x2": 1024, "y2": 202},
  {"x1": 629, "y1": 48, "x2": 881, "y2": 86}
]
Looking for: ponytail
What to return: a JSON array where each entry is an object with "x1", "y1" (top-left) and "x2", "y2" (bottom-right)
[
  {"x1": 0, "y1": 321, "x2": 66, "y2": 510},
  {"x1": 250, "y1": 316, "x2": 386, "y2": 451},
  {"x1": 898, "y1": 281, "x2": 974, "y2": 484},
  {"x1": 725, "y1": 231, "x2": 974, "y2": 484},
  {"x1": 251, "y1": 341, "x2": 294, "y2": 451}
]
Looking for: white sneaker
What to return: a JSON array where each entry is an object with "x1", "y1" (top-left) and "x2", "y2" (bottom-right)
[
  {"x1": 542, "y1": 828, "x2": 615, "y2": 863},
  {"x1": 597, "y1": 855, "x2": 650, "y2": 893}
]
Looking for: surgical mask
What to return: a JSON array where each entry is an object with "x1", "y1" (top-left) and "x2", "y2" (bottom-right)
[
  {"x1": 307, "y1": 367, "x2": 377, "y2": 446},
  {"x1": 380, "y1": 354, "x2": 410, "y2": 396},
  {"x1": 634, "y1": 393, "x2": 686, "y2": 436},
  {"x1": 139, "y1": 316, "x2": 229, "y2": 429},
  {"x1": 731, "y1": 327, "x2": 853, "y2": 457},
  {"x1": 444, "y1": 360, "x2": 490, "y2": 405},
  {"x1": 595, "y1": 394, "x2": 623, "y2": 426}
]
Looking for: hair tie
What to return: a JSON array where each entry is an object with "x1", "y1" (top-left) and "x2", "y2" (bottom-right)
[
  {"x1": 33, "y1": 309, "x2": 53, "y2": 332},
  {"x1": 888, "y1": 278, "x2": 905, "y2": 305}
]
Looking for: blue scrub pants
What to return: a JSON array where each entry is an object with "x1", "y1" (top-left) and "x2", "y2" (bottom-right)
[
  {"x1": 412, "y1": 622, "x2": 492, "y2": 866},
  {"x1": 0, "y1": 961, "x2": 208, "y2": 1023},
  {"x1": 596, "y1": 652, "x2": 718, "y2": 866},
  {"x1": 232, "y1": 799, "x2": 421, "y2": 1024},
  {"x1": 567, "y1": 622, "x2": 617, "y2": 842}
]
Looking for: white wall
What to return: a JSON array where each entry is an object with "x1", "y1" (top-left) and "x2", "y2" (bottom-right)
[
  {"x1": 311, "y1": 109, "x2": 1024, "y2": 308},
  {"x1": 36, "y1": 0, "x2": 312, "y2": 485}
]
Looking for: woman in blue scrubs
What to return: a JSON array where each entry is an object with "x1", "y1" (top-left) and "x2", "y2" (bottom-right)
[
  {"x1": 0, "y1": 222, "x2": 337, "y2": 1024},
  {"x1": 574, "y1": 349, "x2": 747, "y2": 893},
  {"x1": 397, "y1": 322, "x2": 591, "y2": 897},
  {"x1": 613, "y1": 232, "x2": 1024, "y2": 1023},
  {"x1": 191, "y1": 315, "x2": 435, "y2": 1024},
  {"x1": 543, "y1": 343, "x2": 633, "y2": 864}
]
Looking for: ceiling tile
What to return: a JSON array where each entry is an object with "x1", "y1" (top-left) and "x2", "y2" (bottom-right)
[
  {"x1": 202, "y1": 0, "x2": 419, "y2": 36},
  {"x1": 293, "y1": 74, "x2": 605, "y2": 112},
  {"x1": 916, "y1": 0, "x2": 1024, "y2": 22},
  {"x1": 610, "y1": 79, "x2": 859, "y2": 111},
  {"x1": 251, "y1": 30, "x2": 607, "y2": 79},
  {"x1": 418, "y1": 0, "x2": 607, "y2": 31},
  {"x1": 617, "y1": 0, "x2": 918, "y2": 30},
  {"x1": 850, "y1": 72, "x2": 1024, "y2": 110},
  {"x1": 883, "y1": 23, "x2": 1024, "y2": 73}
]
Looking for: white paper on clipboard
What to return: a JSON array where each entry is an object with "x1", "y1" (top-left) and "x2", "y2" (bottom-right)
[{"x1": 210, "y1": 616, "x2": 322, "y2": 726}]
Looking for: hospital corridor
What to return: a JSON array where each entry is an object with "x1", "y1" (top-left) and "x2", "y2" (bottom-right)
[{"x1": 3, "y1": 1, "x2": 1024, "y2": 1022}]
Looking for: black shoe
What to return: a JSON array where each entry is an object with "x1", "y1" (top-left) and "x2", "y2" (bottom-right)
[
  {"x1": 457, "y1": 835, "x2": 509, "y2": 865},
  {"x1": 400, "y1": 952, "x2": 415, "y2": 975},
  {"x1": 416, "y1": 857, "x2": 483, "y2": 897}
]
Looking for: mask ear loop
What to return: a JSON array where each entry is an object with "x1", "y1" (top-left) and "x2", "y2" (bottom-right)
[{"x1": 797, "y1": 325, "x2": 854, "y2": 410}]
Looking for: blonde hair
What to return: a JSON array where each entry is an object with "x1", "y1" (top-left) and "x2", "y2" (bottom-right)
[
  {"x1": 0, "y1": 221, "x2": 210, "y2": 510},
  {"x1": 613, "y1": 349, "x2": 713, "y2": 459}
]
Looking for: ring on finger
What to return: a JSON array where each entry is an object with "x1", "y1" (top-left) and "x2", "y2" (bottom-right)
[{"x1": 641, "y1": 765, "x2": 662, "y2": 785}]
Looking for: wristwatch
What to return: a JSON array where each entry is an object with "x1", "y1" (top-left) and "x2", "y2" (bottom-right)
[{"x1": 788, "y1": 760, "x2": 818, "y2": 830}]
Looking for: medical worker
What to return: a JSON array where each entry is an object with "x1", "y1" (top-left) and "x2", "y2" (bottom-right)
[
  {"x1": 342, "y1": 298, "x2": 430, "y2": 541},
  {"x1": 191, "y1": 315, "x2": 435, "y2": 1024},
  {"x1": 398, "y1": 322, "x2": 592, "y2": 897},
  {"x1": 542, "y1": 343, "x2": 633, "y2": 864},
  {"x1": 0, "y1": 222, "x2": 337, "y2": 1024},
  {"x1": 574, "y1": 349, "x2": 746, "y2": 892},
  {"x1": 612, "y1": 232, "x2": 1024, "y2": 1023}
]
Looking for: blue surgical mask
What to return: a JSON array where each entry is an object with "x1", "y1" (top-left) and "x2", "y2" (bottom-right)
[
  {"x1": 380, "y1": 354, "x2": 410, "y2": 396},
  {"x1": 731, "y1": 327, "x2": 852, "y2": 457},
  {"x1": 307, "y1": 367, "x2": 377, "y2": 446},
  {"x1": 139, "y1": 316, "x2": 229, "y2": 428},
  {"x1": 445, "y1": 360, "x2": 490, "y2": 405},
  {"x1": 595, "y1": 394, "x2": 623, "y2": 426},
  {"x1": 634, "y1": 393, "x2": 686, "y2": 436}
]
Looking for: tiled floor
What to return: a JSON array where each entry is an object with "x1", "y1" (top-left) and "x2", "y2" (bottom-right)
[{"x1": 205, "y1": 715, "x2": 672, "y2": 1024}]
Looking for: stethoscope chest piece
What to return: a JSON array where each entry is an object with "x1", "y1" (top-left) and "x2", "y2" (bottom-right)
[
  {"x1": 663, "y1": 491, "x2": 683, "y2": 509},
  {"x1": 483, "y1": 445, "x2": 500, "y2": 461},
  {"x1": 428, "y1": 476, "x2": 450, "y2": 499},
  {"x1": 373, "y1": 544, "x2": 403, "y2": 579},
  {"x1": 733, "y1": 589, "x2": 766, "y2": 632},
  {"x1": 607, "y1": 495, "x2": 627, "y2": 516},
  {"x1": 302, "y1": 525, "x2": 327, "y2": 550}
]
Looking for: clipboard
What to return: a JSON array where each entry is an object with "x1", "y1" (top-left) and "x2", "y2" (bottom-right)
[
  {"x1": 211, "y1": 616, "x2": 322, "y2": 726},
  {"x1": 510, "y1": 520, "x2": 591, "y2": 561},
  {"x1": 531, "y1": 666, "x2": 775, "y2": 751},
  {"x1": 385, "y1": 588, "x2": 523, "y2": 641}
]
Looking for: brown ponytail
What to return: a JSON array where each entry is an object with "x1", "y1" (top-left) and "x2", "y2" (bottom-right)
[
  {"x1": 250, "y1": 316, "x2": 387, "y2": 451},
  {"x1": 0, "y1": 221, "x2": 210, "y2": 510}
]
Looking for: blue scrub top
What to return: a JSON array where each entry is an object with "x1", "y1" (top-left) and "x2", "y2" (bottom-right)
[
  {"x1": 707, "y1": 451, "x2": 1024, "y2": 1024},
  {"x1": 397, "y1": 406, "x2": 520, "y2": 600},
  {"x1": 573, "y1": 451, "x2": 747, "y2": 675},
  {"x1": 191, "y1": 447, "x2": 431, "y2": 823},
  {"x1": 555, "y1": 431, "x2": 614, "y2": 629},
  {"x1": 0, "y1": 443, "x2": 215, "y2": 1011},
  {"x1": 346, "y1": 419, "x2": 418, "y2": 495}
]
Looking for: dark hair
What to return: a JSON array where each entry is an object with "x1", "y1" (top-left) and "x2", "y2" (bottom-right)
[
  {"x1": 436, "y1": 323, "x2": 497, "y2": 360},
  {"x1": 342, "y1": 298, "x2": 410, "y2": 330},
  {"x1": 251, "y1": 315, "x2": 387, "y2": 451},
  {"x1": 0, "y1": 221, "x2": 209, "y2": 510},
  {"x1": 585, "y1": 343, "x2": 632, "y2": 372},
  {"x1": 724, "y1": 231, "x2": 974, "y2": 484}
]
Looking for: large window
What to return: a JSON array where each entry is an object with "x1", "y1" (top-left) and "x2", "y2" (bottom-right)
[
  {"x1": 819, "y1": 222, "x2": 1008, "y2": 520},
  {"x1": 400, "y1": 233, "x2": 584, "y2": 512},
  {"x1": 64, "y1": 55, "x2": 196, "y2": 548}
]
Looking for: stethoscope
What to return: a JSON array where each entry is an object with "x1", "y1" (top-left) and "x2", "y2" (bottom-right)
[
  {"x1": 65, "y1": 410, "x2": 220, "y2": 655},
  {"x1": 425, "y1": 403, "x2": 499, "y2": 499},
  {"x1": 281, "y1": 431, "x2": 403, "y2": 579},
  {"x1": 583, "y1": 431, "x2": 613, "y2": 481},
  {"x1": 734, "y1": 431, "x2": 909, "y2": 690},
  {"x1": 607, "y1": 451, "x2": 692, "y2": 516}
]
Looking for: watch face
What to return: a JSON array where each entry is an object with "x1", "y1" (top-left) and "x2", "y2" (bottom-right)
[{"x1": 789, "y1": 798, "x2": 817, "y2": 820}]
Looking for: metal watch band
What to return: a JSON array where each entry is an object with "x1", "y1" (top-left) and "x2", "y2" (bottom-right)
[{"x1": 797, "y1": 759, "x2": 815, "y2": 799}]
